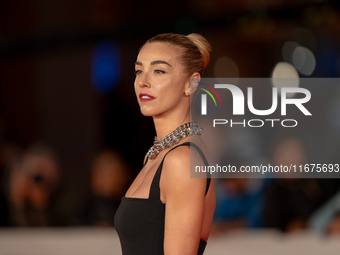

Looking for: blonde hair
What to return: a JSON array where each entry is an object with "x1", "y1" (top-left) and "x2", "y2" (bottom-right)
[{"x1": 145, "y1": 33, "x2": 212, "y2": 77}]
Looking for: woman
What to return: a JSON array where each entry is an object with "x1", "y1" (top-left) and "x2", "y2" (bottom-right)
[{"x1": 114, "y1": 33, "x2": 216, "y2": 255}]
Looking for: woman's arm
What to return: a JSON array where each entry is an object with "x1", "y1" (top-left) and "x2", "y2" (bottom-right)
[{"x1": 161, "y1": 146, "x2": 207, "y2": 255}]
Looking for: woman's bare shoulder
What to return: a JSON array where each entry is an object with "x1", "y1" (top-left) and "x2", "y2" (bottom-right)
[{"x1": 160, "y1": 144, "x2": 206, "y2": 200}]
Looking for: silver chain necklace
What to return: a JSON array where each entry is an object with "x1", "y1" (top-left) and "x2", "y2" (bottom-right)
[{"x1": 147, "y1": 122, "x2": 203, "y2": 161}]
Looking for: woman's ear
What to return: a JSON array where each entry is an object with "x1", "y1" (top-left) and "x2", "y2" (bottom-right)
[{"x1": 185, "y1": 73, "x2": 201, "y2": 96}]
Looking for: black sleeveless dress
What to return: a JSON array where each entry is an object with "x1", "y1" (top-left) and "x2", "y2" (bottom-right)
[{"x1": 114, "y1": 142, "x2": 211, "y2": 255}]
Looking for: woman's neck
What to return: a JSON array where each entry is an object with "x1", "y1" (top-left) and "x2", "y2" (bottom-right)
[{"x1": 153, "y1": 113, "x2": 190, "y2": 140}]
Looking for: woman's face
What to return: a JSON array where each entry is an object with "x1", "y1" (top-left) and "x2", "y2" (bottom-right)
[{"x1": 134, "y1": 42, "x2": 190, "y2": 117}]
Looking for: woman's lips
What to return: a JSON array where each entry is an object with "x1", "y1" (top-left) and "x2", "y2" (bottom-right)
[{"x1": 139, "y1": 93, "x2": 155, "y2": 102}]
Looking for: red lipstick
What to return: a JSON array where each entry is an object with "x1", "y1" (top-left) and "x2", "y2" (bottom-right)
[{"x1": 139, "y1": 93, "x2": 155, "y2": 102}]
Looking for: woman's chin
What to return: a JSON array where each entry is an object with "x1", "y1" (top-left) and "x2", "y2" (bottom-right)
[
  {"x1": 140, "y1": 107, "x2": 158, "y2": 117},
  {"x1": 141, "y1": 112, "x2": 154, "y2": 117}
]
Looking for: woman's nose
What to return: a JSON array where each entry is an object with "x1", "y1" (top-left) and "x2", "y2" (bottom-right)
[{"x1": 138, "y1": 73, "x2": 151, "y2": 88}]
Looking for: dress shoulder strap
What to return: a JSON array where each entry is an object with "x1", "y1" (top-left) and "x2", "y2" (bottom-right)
[{"x1": 148, "y1": 142, "x2": 211, "y2": 200}]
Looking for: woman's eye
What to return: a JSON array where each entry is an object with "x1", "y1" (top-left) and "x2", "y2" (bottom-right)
[
  {"x1": 154, "y1": 70, "x2": 165, "y2": 74},
  {"x1": 134, "y1": 70, "x2": 142, "y2": 75}
]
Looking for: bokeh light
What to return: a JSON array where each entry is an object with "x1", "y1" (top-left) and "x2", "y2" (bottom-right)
[
  {"x1": 282, "y1": 41, "x2": 299, "y2": 64},
  {"x1": 92, "y1": 41, "x2": 120, "y2": 94},
  {"x1": 292, "y1": 46, "x2": 316, "y2": 76},
  {"x1": 214, "y1": 56, "x2": 239, "y2": 83},
  {"x1": 271, "y1": 62, "x2": 299, "y2": 97}
]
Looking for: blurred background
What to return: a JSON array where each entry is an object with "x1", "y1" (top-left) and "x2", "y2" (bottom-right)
[{"x1": 1, "y1": 0, "x2": 340, "y2": 254}]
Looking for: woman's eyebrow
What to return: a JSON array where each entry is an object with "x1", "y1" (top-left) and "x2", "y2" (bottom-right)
[
  {"x1": 150, "y1": 60, "x2": 172, "y2": 67},
  {"x1": 135, "y1": 60, "x2": 172, "y2": 67}
]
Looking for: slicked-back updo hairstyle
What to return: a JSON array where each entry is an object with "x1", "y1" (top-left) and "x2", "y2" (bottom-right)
[{"x1": 144, "y1": 33, "x2": 212, "y2": 77}]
